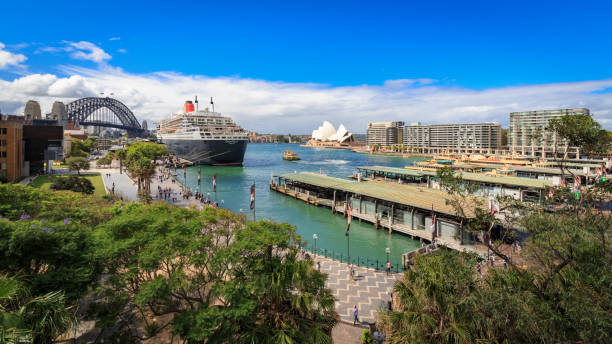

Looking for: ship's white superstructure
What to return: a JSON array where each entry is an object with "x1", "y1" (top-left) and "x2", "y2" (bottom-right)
[
  {"x1": 156, "y1": 101, "x2": 248, "y2": 141},
  {"x1": 155, "y1": 99, "x2": 249, "y2": 166}
]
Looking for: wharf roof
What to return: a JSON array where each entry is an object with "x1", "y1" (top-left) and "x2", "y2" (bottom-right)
[
  {"x1": 537, "y1": 162, "x2": 602, "y2": 169},
  {"x1": 357, "y1": 165, "x2": 553, "y2": 189},
  {"x1": 277, "y1": 172, "x2": 480, "y2": 218}
]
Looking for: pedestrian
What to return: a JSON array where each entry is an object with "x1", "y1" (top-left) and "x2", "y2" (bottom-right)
[
  {"x1": 386, "y1": 260, "x2": 391, "y2": 276},
  {"x1": 490, "y1": 256, "x2": 495, "y2": 267},
  {"x1": 316, "y1": 261, "x2": 321, "y2": 271},
  {"x1": 352, "y1": 305, "x2": 359, "y2": 325},
  {"x1": 350, "y1": 263, "x2": 355, "y2": 281}
]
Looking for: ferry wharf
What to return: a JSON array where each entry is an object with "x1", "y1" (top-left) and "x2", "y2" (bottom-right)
[
  {"x1": 355, "y1": 165, "x2": 554, "y2": 202},
  {"x1": 271, "y1": 172, "x2": 488, "y2": 260}
]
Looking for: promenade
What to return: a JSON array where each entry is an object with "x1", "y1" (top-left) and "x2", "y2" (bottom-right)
[{"x1": 94, "y1": 162, "x2": 397, "y2": 341}]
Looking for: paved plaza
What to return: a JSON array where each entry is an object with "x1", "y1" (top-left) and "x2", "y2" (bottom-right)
[{"x1": 314, "y1": 254, "x2": 400, "y2": 324}]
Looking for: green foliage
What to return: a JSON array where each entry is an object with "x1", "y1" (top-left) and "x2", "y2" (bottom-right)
[
  {"x1": 361, "y1": 329, "x2": 374, "y2": 343},
  {"x1": 70, "y1": 138, "x2": 95, "y2": 157},
  {"x1": 93, "y1": 203, "x2": 337, "y2": 342},
  {"x1": 65, "y1": 157, "x2": 89, "y2": 175},
  {"x1": 0, "y1": 184, "x2": 337, "y2": 342},
  {"x1": 0, "y1": 275, "x2": 75, "y2": 344},
  {"x1": 126, "y1": 142, "x2": 168, "y2": 162},
  {"x1": 96, "y1": 155, "x2": 112, "y2": 167},
  {"x1": 388, "y1": 158, "x2": 612, "y2": 343},
  {"x1": 50, "y1": 175, "x2": 94, "y2": 195},
  {"x1": 548, "y1": 114, "x2": 612, "y2": 154}
]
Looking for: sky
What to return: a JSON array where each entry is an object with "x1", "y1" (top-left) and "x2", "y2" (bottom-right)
[{"x1": 1, "y1": 0, "x2": 612, "y2": 133}]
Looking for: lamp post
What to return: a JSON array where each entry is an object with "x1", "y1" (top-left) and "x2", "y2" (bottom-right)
[
  {"x1": 313, "y1": 234, "x2": 318, "y2": 256},
  {"x1": 386, "y1": 247, "x2": 390, "y2": 263}
]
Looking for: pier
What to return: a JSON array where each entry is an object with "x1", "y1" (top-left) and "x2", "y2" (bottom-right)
[
  {"x1": 356, "y1": 165, "x2": 553, "y2": 202},
  {"x1": 271, "y1": 172, "x2": 488, "y2": 258}
]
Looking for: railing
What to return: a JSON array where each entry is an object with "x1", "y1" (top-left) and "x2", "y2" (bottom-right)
[{"x1": 302, "y1": 245, "x2": 403, "y2": 274}]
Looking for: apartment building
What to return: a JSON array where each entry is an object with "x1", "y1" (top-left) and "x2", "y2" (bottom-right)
[
  {"x1": 366, "y1": 121, "x2": 404, "y2": 147},
  {"x1": 509, "y1": 108, "x2": 590, "y2": 157},
  {"x1": 402, "y1": 122, "x2": 502, "y2": 149}
]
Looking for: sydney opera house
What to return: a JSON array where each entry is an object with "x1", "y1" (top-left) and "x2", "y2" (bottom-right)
[{"x1": 308, "y1": 121, "x2": 354, "y2": 145}]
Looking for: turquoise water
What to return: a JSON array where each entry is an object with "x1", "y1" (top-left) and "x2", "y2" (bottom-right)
[{"x1": 176, "y1": 144, "x2": 426, "y2": 265}]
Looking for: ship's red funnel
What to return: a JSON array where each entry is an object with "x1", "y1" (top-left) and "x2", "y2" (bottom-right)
[{"x1": 184, "y1": 101, "x2": 195, "y2": 113}]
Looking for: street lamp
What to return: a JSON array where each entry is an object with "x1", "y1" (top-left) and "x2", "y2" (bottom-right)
[
  {"x1": 313, "y1": 234, "x2": 318, "y2": 256},
  {"x1": 385, "y1": 247, "x2": 390, "y2": 263}
]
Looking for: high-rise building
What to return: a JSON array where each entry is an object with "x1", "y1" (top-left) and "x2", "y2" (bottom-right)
[
  {"x1": 366, "y1": 121, "x2": 404, "y2": 147},
  {"x1": 509, "y1": 108, "x2": 590, "y2": 157},
  {"x1": 24, "y1": 100, "x2": 42, "y2": 120},
  {"x1": 402, "y1": 122, "x2": 502, "y2": 149}
]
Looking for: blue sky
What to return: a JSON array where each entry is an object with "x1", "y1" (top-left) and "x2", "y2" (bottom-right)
[{"x1": 1, "y1": 0, "x2": 612, "y2": 132}]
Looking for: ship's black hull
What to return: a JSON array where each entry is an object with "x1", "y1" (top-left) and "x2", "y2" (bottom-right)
[{"x1": 161, "y1": 139, "x2": 247, "y2": 166}]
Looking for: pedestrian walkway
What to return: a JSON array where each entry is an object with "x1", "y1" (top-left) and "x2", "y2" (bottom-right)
[
  {"x1": 314, "y1": 254, "x2": 400, "y2": 324},
  {"x1": 96, "y1": 168, "x2": 139, "y2": 202}
]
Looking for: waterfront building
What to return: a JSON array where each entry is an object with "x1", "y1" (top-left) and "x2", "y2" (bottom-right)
[
  {"x1": 272, "y1": 172, "x2": 487, "y2": 257},
  {"x1": 366, "y1": 121, "x2": 404, "y2": 147},
  {"x1": 402, "y1": 122, "x2": 502, "y2": 150},
  {"x1": 0, "y1": 117, "x2": 23, "y2": 182},
  {"x1": 509, "y1": 108, "x2": 590, "y2": 158},
  {"x1": 311, "y1": 121, "x2": 354, "y2": 143},
  {"x1": 356, "y1": 165, "x2": 553, "y2": 202}
]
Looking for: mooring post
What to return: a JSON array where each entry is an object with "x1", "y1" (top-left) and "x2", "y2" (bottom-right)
[{"x1": 332, "y1": 190, "x2": 336, "y2": 214}]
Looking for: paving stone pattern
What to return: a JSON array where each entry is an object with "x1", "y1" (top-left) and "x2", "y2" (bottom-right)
[{"x1": 315, "y1": 254, "x2": 400, "y2": 324}]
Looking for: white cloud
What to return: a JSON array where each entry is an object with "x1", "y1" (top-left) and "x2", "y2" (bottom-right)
[
  {"x1": 1, "y1": 65, "x2": 612, "y2": 132},
  {"x1": 109, "y1": 37, "x2": 121, "y2": 41},
  {"x1": 63, "y1": 41, "x2": 111, "y2": 64},
  {"x1": 0, "y1": 42, "x2": 27, "y2": 70},
  {"x1": 117, "y1": 49, "x2": 127, "y2": 54}
]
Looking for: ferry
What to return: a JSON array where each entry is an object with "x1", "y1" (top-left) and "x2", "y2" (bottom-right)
[
  {"x1": 156, "y1": 98, "x2": 248, "y2": 165},
  {"x1": 283, "y1": 150, "x2": 300, "y2": 161}
]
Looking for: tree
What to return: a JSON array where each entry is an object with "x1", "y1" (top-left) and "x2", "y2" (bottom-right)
[
  {"x1": 127, "y1": 156, "x2": 156, "y2": 194},
  {"x1": 66, "y1": 157, "x2": 89, "y2": 176},
  {"x1": 0, "y1": 274, "x2": 76, "y2": 343},
  {"x1": 547, "y1": 114, "x2": 612, "y2": 157},
  {"x1": 126, "y1": 142, "x2": 168, "y2": 164},
  {"x1": 114, "y1": 149, "x2": 127, "y2": 174},
  {"x1": 50, "y1": 175, "x2": 94, "y2": 194},
  {"x1": 501, "y1": 128, "x2": 509, "y2": 147},
  {"x1": 93, "y1": 204, "x2": 337, "y2": 342},
  {"x1": 380, "y1": 164, "x2": 612, "y2": 343}
]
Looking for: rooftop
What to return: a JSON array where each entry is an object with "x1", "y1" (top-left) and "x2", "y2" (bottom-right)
[
  {"x1": 357, "y1": 165, "x2": 554, "y2": 189},
  {"x1": 277, "y1": 172, "x2": 481, "y2": 218}
]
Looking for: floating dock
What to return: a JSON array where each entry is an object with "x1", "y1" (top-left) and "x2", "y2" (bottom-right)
[{"x1": 271, "y1": 172, "x2": 488, "y2": 258}]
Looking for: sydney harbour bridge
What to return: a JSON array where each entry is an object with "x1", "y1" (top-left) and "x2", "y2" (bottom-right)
[{"x1": 65, "y1": 97, "x2": 147, "y2": 136}]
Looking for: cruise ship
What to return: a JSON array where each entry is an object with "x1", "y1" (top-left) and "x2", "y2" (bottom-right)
[{"x1": 156, "y1": 98, "x2": 248, "y2": 165}]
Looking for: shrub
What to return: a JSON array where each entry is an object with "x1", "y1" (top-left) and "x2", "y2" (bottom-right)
[{"x1": 50, "y1": 176, "x2": 94, "y2": 195}]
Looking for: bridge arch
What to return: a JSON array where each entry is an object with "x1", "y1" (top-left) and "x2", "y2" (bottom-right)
[{"x1": 65, "y1": 97, "x2": 144, "y2": 135}]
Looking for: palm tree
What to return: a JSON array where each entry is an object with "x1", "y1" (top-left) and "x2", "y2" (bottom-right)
[
  {"x1": 0, "y1": 275, "x2": 75, "y2": 343},
  {"x1": 127, "y1": 157, "x2": 156, "y2": 194},
  {"x1": 115, "y1": 149, "x2": 127, "y2": 174}
]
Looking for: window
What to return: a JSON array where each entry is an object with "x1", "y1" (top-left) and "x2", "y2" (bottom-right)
[
  {"x1": 0, "y1": 140, "x2": 6, "y2": 146},
  {"x1": 0, "y1": 128, "x2": 6, "y2": 135},
  {"x1": 0, "y1": 151, "x2": 6, "y2": 158}
]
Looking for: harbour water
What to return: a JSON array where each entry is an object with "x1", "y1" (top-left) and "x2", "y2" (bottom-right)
[{"x1": 175, "y1": 144, "x2": 427, "y2": 265}]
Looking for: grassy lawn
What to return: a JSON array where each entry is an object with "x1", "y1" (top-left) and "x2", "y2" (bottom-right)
[{"x1": 31, "y1": 174, "x2": 107, "y2": 197}]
